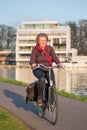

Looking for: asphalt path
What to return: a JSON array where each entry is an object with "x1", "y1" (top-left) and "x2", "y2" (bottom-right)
[{"x1": 0, "y1": 82, "x2": 87, "y2": 130}]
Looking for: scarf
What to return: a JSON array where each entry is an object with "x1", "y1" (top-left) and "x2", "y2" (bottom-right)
[{"x1": 35, "y1": 44, "x2": 52, "y2": 66}]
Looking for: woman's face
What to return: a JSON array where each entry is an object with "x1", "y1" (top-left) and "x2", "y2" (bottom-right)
[{"x1": 38, "y1": 36, "x2": 47, "y2": 49}]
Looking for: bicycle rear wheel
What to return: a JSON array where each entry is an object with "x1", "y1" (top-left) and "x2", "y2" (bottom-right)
[{"x1": 48, "y1": 86, "x2": 58, "y2": 125}]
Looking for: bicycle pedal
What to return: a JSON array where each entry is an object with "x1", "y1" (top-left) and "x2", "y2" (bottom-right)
[
  {"x1": 37, "y1": 101, "x2": 43, "y2": 106},
  {"x1": 51, "y1": 105, "x2": 54, "y2": 112}
]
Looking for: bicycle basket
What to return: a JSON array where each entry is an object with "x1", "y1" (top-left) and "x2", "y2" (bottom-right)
[{"x1": 26, "y1": 81, "x2": 39, "y2": 103}]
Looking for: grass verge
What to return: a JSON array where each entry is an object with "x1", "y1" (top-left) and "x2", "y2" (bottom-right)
[
  {"x1": 0, "y1": 108, "x2": 29, "y2": 130},
  {"x1": 0, "y1": 77, "x2": 28, "y2": 87},
  {"x1": 56, "y1": 89, "x2": 87, "y2": 102}
]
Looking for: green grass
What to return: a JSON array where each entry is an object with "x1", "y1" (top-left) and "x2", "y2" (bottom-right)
[
  {"x1": 57, "y1": 89, "x2": 87, "y2": 102},
  {"x1": 0, "y1": 77, "x2": 28, "y2": 87},
  {"x1": 0, "y1": 108, "x2": 29, "y2": 130}
]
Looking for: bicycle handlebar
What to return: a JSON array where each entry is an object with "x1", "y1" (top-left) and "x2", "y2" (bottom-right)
[
  {"x1": 32, "y1": 63, "x2": 63, "y2": 70},
  {"x1": 38, "y1": 64, "x2": 59, "y2": 69}
]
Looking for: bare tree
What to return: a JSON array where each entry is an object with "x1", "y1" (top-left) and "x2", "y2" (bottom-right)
[{"x1": 78, "y1": 19, "x2": 87, "y2": 55}]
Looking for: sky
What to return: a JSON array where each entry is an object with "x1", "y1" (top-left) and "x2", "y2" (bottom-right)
[{"x1": 0, "y1": 0, "x2": 87, "y2": 28}]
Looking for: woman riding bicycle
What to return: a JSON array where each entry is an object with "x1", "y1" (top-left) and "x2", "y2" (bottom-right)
[{"x1": 29, "y1": 33, "x2": 63, "y2": 106}]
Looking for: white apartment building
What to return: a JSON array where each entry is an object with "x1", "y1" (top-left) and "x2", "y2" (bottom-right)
[{"x1": 16, "y1": 21, "x2": 77, "y2": 66}]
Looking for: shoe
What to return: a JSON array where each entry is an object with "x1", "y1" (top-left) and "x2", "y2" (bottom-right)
[{"x1": 37, "y1": 97, "x2": 43, "y2": 106}]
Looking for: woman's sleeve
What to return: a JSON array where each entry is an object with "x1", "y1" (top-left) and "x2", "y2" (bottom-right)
[{"x1": 50, "y1": 46, "x2": 60, "y2": 64}]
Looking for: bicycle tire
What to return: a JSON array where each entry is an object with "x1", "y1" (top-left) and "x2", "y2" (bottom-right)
[{"x1": 48, "y1": 86, "x2": 58, "y2": 124}]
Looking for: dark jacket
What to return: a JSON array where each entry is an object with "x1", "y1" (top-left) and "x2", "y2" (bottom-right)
[{"x1": 29, "y1": 45, "x2": 60, "y2": 68}]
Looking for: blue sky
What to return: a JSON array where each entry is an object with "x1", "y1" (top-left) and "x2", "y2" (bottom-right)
[{"x1": 0, "y1": 0, "x2": 87, "y2": 27}]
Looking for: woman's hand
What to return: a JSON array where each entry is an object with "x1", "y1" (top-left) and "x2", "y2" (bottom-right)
[{"x1": 31, "y1": 63, "x2": 36, "y2": 68}]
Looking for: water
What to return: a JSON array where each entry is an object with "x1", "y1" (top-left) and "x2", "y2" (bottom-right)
[
  {"x1": 0, "y1": 67, "x2": 87, "y2": 96},
  {"x1": 0, "y1": 68, "x2": 15, "y2": 79}
]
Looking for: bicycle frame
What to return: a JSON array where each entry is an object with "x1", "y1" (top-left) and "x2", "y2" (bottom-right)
[
  {"x1": 33, "y1": 64, "x2": 60, "y2": 124},
  {"x1": 33, "y1": 63, "x2": 60, "y2": 86}
]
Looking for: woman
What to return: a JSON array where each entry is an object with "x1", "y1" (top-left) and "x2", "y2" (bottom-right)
[{"x1": 30, "y1": 33, "x2": 63, "y2": 106}]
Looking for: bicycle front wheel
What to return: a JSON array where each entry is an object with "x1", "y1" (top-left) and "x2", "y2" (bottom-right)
[{"x1": 48, "y1": 86, "x2": 58, "y2": 125}]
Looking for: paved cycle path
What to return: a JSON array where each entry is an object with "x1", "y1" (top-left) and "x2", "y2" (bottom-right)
[{"x1": 0, "y1": 82, "x2": 87, "y2": 130}]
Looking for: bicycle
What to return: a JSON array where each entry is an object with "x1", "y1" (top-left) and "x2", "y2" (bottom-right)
[{"x1": 33, "y1": 64, "x2": 60, "y2": 124}]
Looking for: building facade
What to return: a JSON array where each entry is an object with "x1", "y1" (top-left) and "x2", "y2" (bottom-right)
[{"x1": 16, "y1": 21, "x2": 77, "y2": 66}]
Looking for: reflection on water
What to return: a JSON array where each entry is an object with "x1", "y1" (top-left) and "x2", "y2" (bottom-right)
[
  {"x1": 16, "y1": 67, "x2": 37, "y2": 84},
  {"x1": 0, "y1": 67, "x2": 87, "y2": 96},
  {"x1": 56, "y1": 68, "x2": 87, "y2": 96},
  {"x1": 0, "y1": 68, "x2": 15, "y2": 79}
]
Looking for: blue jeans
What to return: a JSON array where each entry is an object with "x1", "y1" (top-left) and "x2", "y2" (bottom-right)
[
  {"x1": 33, "y1": 68, "x2": 55, "y2": 102},
  {"x1": 33, "y1": 68, "x2": 55, "y2": 86}
]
